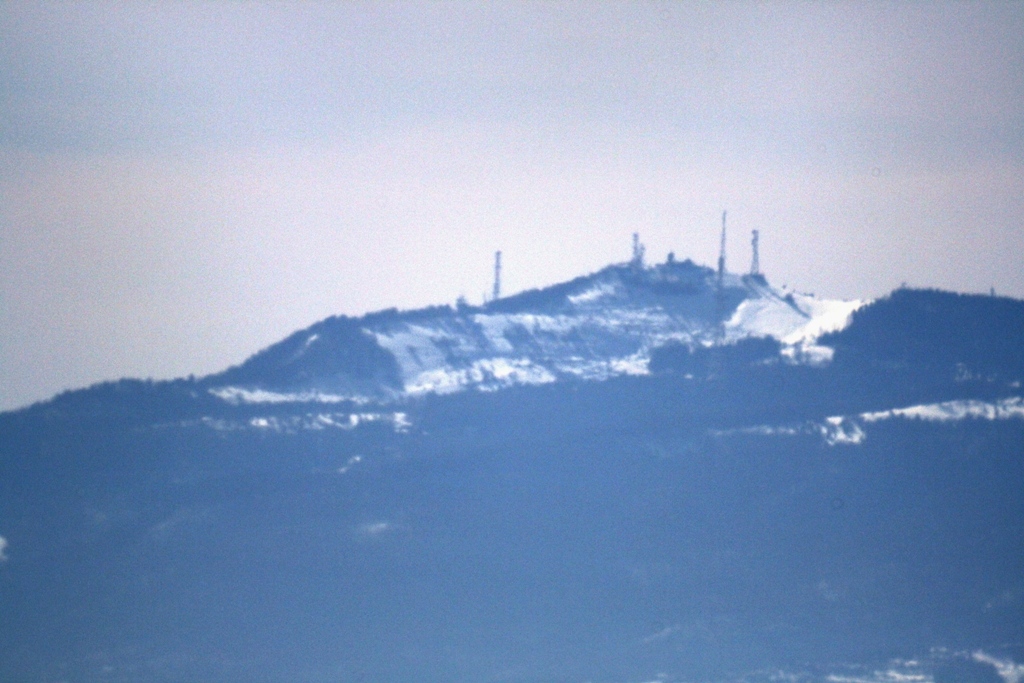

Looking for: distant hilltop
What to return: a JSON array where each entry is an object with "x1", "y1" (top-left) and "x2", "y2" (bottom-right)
[{"x1": 205, "y1": 253, "x2": 864, "y2": 405}]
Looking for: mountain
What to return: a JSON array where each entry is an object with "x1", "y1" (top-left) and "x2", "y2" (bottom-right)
[
  {"x1": 1, "y1": 258, "x2": 1022, "y2": 683},
  {"x1": 203, "y1": 258, "x2": 861, "y2": 405}
]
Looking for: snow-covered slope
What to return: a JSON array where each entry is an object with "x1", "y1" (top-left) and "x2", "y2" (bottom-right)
[{"x1": 208, "y1": 259, "x2": 865, "y2": 405}]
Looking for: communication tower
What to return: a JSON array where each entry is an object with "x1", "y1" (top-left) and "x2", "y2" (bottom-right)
[
  {"x1": 712, "y1": 211, "x2": 729, "y2": 355},
  {"x1": 717, "y1": 211, "x2": 727, "y2": 287},
  {"x1": 493, "y1": 251, "x2": 502, "y2": 301},
  {"x1": 750, "y1": 230, "x2": 760, "y2": 276},
  {"x1": 631, "y1": 233, "x2": 646, "y2": 268}
]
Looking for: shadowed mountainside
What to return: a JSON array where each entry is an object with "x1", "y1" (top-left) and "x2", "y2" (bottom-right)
[{"x1": 0, "y1": 269, "x2": 1022, "y2": 683}]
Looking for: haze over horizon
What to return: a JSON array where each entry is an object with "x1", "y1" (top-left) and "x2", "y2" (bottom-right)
[{"x1": 2, "y1": 1, "x2": 1022, "y2": 412}]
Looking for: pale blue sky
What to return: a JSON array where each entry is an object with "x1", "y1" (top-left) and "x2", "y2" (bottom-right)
[{"x1": 1, "y1": 1, "x2": 1022, "y2": 411}]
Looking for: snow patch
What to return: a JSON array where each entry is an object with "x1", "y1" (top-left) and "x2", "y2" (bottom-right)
[
  {"x1": 609, "y1": 353, "x2": 651, "y2": 376},
  {"x1": 715, "y1": 397, "x2": 1024, "y2": 447},
  {"x1": 337, "y1": 455, "x2": 362, "y2": 474},
  {"x1": 379, "y1": 289, "x2": 857, "y2": 397},
  {"x1": 393, "y1": 412, "x2": 411, "y2": 432},
  {"x1": 198, "y1": 411, "x2": 410, "y2": 434},
  {"x1": 405, "y1": 357, "x2": 557, "y2": 396},
  {"x1": 783, "y1": 295, "x2": 865, "y2": 345},
  {"x1": 710, "y1": 424, "x2": 803, "y2": 438},
  {"x1": 821, "y1": 416, "x2": 866, "y2": 445},
  {"x1": 727, "y1": 293, "x2": 864, "y2": 366},
  {"x1": 824, "y1": 396, "x2": 1024, "y2": 444},
  {"x1": 568, "y1": 282, "x2": 618, "y2": 305},
  {"x1": 781, "y1": 343, "x2": 835, "y2": 366},
  {"x1": 210, "y1": 387, "x2": 365, "y2": 405},
  {"x1": 374, "y1": 325, "x2": 452, "y2": 379},
  {"x1": 472, "y1": 314, "x2": 516, "y2": 353},
  {"x1": 973, "y1": 651, "x2": 1024, "y2": 683},
  {"x1": 862, "y1": 397, "x2": 1024, "y2": 423},
  {"x1": 826, "y1": 672, "x2": 930, "y2": 683},
  {"x1": 286, "y1": 332, "x2": 322, "y2": 364},
  {"x1": 726, "y1": 295, "x2": 809, "y2": 341}
]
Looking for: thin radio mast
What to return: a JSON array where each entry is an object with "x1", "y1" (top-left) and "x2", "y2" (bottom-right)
[
  {"x1": 492, "y1": 250, "x2": 502, "y2": 301},
  {"x1": 713, "y1": 210, "x2": 728, "y2": 351},
  {"x1": 631, "y1": 233, "x2": 645, "y2": 268},
  {"x1": 750, "y1": 229, "x2": 760, "y2": 276},
  {"x1": 717, "y1": 210, "x2": 727, "y2": 287}
]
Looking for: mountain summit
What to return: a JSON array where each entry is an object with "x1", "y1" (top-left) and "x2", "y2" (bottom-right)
[{"x1": 205, "y1": 258, "x2": 863, "y2": 406}]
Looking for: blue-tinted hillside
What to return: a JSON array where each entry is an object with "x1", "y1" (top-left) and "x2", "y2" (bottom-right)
[
  {"x1": 824, "y1": 288, "x2": 1024, "y2": 381},
  {"x1": 0, "y1": 267, "x2": 1021, "y2": 683}
]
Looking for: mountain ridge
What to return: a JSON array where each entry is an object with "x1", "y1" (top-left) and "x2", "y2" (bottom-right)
[
  {"x1": 4, "y1": 259, "x2": 1022, "y2": 440},
  {"x1": 1, "y1": 259, "x2": 1023, "y2": 683},
  {"x1": 198, "y1": 258, "x2": 865, "y2": 406}
]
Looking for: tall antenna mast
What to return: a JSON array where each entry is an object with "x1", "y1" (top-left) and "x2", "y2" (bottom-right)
[
  {"x1": 750, "y1": 229, "x2": 760, "y2": 276},
  {"x1": 631, "y1": 232, "x2": 645, "y2": 268},
  {"x1": 713, "y1": 211, "x2": 729, "y2": 351},
  {"x1": 717, "y1": 210, "x2": 727, "y2": 286},
  {"x1": 492, "y1": 250, "x2": 502, "y2": 301}
]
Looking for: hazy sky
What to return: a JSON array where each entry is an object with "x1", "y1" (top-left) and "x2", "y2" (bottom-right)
[{"x1": 1, "y1": 1, "x2": 1022, "y2": 411}]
